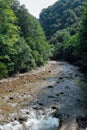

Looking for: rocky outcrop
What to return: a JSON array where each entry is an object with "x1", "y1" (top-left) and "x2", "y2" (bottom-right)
[{"x1": 59, "y1": 117, "x2": 79, "y2": 130}]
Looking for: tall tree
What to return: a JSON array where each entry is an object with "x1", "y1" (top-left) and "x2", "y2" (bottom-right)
[
  {"x1": 0, "y1": 0, "x2": 34, "y2": 77},
  {"x1": 0, "y1": 0, "x2": 52, "y2": 79},
  {"x1": 78, "y1": 2, "x2": 87, "y2": 72},
  {"x1": 11, "y1": 1, "x2": 51, "y2": 66},
  {"x1": 0, "y1": 0, "x2": 20, "y2": 76}
]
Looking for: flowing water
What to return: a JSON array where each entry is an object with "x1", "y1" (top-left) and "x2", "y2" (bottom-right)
[
  {"x1": 0, "y1": 108, "x2": 59, "y2": 130},
  {"x1": 0, "y1": 61, "x2": 87, "y2": 130}
]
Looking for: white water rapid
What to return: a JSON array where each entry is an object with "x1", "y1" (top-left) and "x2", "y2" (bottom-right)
[{"x1": 0, "y1": 108, "x2": 59, "y2": 130}]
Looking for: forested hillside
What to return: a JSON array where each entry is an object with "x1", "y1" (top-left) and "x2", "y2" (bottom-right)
[
  {"x1": 40, "y1": 0, "x2": 87, "y2": 73},
  {"x1": 40, "y1": 0, "x2": 86, "y2": 40},
  {"x1": 0, "y1": 0, "x2": 51, "y2": 79},
  {"x1": 0, "y1": 0, "x2": 87, "y2": 80}
]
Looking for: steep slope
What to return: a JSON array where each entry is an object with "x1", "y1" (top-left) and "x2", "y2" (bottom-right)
[
  {"x1": 40, "y1": 0, "x2": 87, "y2": 74},
  {"x1": 40, "y1": 0, "x2": 86, "y2": 40},
  {"x1": 0, "y1": 0, "x2": 51, "y2": 79}
]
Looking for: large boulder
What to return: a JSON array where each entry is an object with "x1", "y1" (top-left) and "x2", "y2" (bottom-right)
[{"x1": 59, "y1": 117, "x2": 79, "y2": 130}]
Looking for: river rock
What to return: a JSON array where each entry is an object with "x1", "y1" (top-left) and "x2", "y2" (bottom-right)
[
  {"x1": 32, "y1": 105, "x2": 41, "y2": 110},
  {"x1": 59, "y1": 76, "x2": 64, "y2": 80},
  {"x1": 60, "y1": 92, "x2": 64, "y2": 95},
  {"x1": 51, "y1": 105, "x2": 57, "y2": 110},
  {"x1": 74, "y1": 74, "x2": 79, "y2": 77},
  {"x1": 9, "y1": 97, "x2": 14, "y2": 100},
  {"x1": 38, "y1": 102, "x2": 43, "y2": 106},
  {"x1": 48, "y1": 95, "x2": 55, "y2": 98},
  {"x1": 56, "y1": 81, "x2": 60, "y2": 83},
  {"x1": 48, "y1": 85, "x2": 54, "y2": 88},
  {"x1": 16, "y1": 116, "x2": 28, "y2": 123},
  {"x1": 59, "y1": 117, "x2": 79, "y2": 130},
  {"x1": 56, "y1": 93, "x2": 60, "y2": 96},
  {"x1": 77, "y1": 115, "x2": 87, "y2": 129}
]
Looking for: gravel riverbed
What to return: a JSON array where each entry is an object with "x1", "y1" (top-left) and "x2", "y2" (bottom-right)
[{"x1": 0, "y1": 61, "x2": 87, "y2": 130}]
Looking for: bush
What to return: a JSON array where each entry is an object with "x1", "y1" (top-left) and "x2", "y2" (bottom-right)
[{"x1": 0, "y1": 62, "x2": 8, "y2": 79}]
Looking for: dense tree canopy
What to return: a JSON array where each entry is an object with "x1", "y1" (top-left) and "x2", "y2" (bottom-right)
[
  {"x1": 77, "y1": 2, "x2": 87, "y2": 72},
  {"x1": 62, "y1": 2, "x2": 87, "y2": 73},
  {"x1": 11, "y1": 1, "x2": 51, "y2": 66},
  {"x1": 40, "y1": 0, "x2": 87, "y2": 75},
  {"x1": 40, "y1": 0, "x2": 86, "y2": 40},
  {"x1": 0, "y1": 0, "x2": 51, "y2": 79}
]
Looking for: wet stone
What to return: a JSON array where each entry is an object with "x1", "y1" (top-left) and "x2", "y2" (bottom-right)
[
  {"x1": 48, "y1": 85, "x2": 54, "y2": 88},
  {"x1": 48, "y1": 95, "x2": 55, "y2": 98},
  {"x1": 26, "y1": 112, "x2": 29, "y2": 114},
  {"x1": 59, "y1": 117, "x2": 79, "y2": 130},
  {"x1": 1, "y1": 97, "x2": 5, "y2": 99},
  {"x1": 59, "y1": 76, "x2": 64, "y2": 80},
  {"x1": 9, "y1": 97, "x2": 14, "y2": 100},
  {"x1": 56, "y1": 81, "x2": 60, "y2": 83},
  {"x1": 77, "y1": 99, "x2": 81, "y2": 102},
  {"x1": 32, "y1": 105, "x2": 41, "y2": 110},
  {"x1": 43, "y1": 78, "x2": 46, "y2": 80},
  {"x1": 60, "y1": 92, "x2": 64, "y2": 95},
  {"x1": 8, "y1": 89, "x2": 13, "y2": 92},
  {"x1": 38, "y1": 102, "x2": 44, "y2": 106},
  {"x1": 74, "y1": 73, "x2": 79, "y2": 77},
  {"x1": 17, "y1": 116, "x2": 28, "y2": 123},
  {"x1": 51, "y1": 106, "x2": 57, "y2": 110},
  {"x1": 65, "y1": 86, "x2": 69, "y2": 89},
  {"x1": 56, "y1": 93, "x2": 59, "y2": 96}
]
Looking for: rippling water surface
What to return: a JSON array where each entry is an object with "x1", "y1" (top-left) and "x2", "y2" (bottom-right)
[{"x1": 0, "y1": 108, "x2": 59, "y2": 130}]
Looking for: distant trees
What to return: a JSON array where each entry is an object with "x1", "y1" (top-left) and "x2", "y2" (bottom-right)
[
  {"x1": 40, "y1": 0, "x2": 87, "y2": 74},
  {"x1": 40, "y1": 0, "x2": 86, "y2": 40},
  {"x1": 0, "y1": 0, "x2": 52, "y2": 79},
  {"x1": 62, "y1": 2, "x2": 87, "y2": 73},
  {"x1": 77, "y1": 2, "x2": 87, "y2": 72}
]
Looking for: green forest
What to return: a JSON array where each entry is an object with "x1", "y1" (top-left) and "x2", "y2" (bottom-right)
[
  {"x1": 40, "y1": 0, "x2": 87, "y2": 75},
  {"x1": 0, "y1": 0, "x2": 52, "y2": 79},
  {"x1": 0, "y1": 0, "x2": 87, "y2": 82}
]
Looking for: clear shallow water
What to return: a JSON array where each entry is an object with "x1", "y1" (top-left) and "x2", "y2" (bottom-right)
[{"x1": 0, "y1": 108, "x2": 59, "y2": 130}]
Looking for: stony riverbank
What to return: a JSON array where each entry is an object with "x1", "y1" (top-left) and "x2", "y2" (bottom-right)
[
  {"x1": 0, "y1": 61, "x2": 87, "y2": 130},
  {"x1": 0, "y1": 61, "x2": 62, "y2": 124}
]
